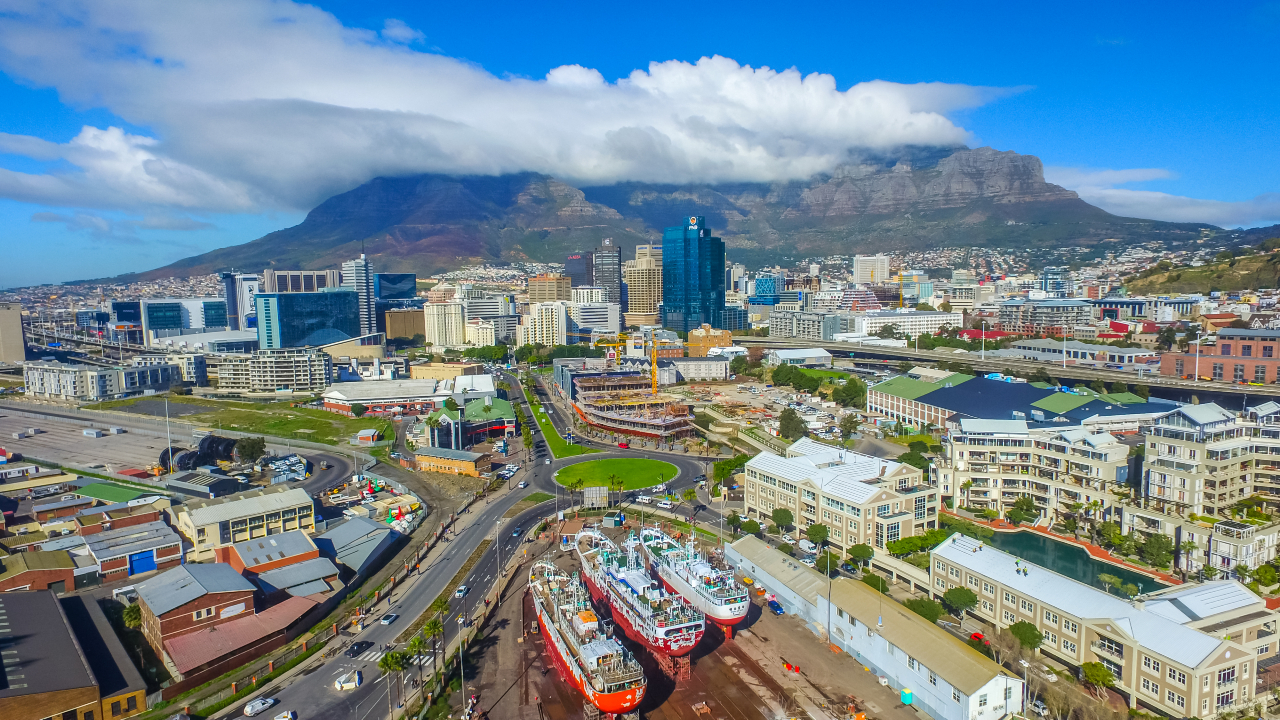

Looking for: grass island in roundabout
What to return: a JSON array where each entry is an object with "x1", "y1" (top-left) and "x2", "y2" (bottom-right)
[{"x1": 553, "y1": 457, "x2": 679, "y2": 490}]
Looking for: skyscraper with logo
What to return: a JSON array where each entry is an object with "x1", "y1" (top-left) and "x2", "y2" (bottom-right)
[
  {"x1": 565, "y1": 252, "x2": 594, "y2": 288},
  {"x1": 661, "y1": 216, "x2": 726, "y2": 332},
  {"x1": 341, "y1": 255, "x2": 376, "y2": 336}
]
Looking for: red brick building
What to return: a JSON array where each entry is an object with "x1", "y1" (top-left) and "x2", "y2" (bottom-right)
[
  {"x1": 0, "y1": 550, "x2": 76, "y2": 592},
  {"x1": 214, "y1": 529, "x2": 320, "y2": 575},
  {"x1": 75, "y1": 501, "x2": 165, "y2": 536},
  {"x1": 1159, "y1": 328, "x2": 1280, "y2": 383},
  {"x1": 134, "y1": 563, "x2": 256, "y2": 658}
]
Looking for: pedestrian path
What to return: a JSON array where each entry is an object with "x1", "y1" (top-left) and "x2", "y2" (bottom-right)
[{"x1": 355, "y1": 649, "x2": 435, "y2": 667}]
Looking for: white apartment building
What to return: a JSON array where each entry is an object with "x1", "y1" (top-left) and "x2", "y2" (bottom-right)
[
  {"x1": 465, "y1": 318, "x2": 496, "y2": 347},
  {"x1": 852, "y1": 254, "x2": 890, "y2": 284},
  {"x1": 518, "y1": 301, "x2": 569, "y2": 347},
  {"x1": 134, "y1": 353, "x2": 208, "y2": 386},
  {"x1": 941, "y1": 419, "x2": 1131, "y2": 524},
  {"x1": 23, "y1": 360, "x2": 179, "y2": 401},
  {"x1": 933, "y1": 534, "x2": 1275, "y2": 718},
  {"x1": 569, "y1": 302, "x2": 621, "y2": 335},
  {"x1": 215, "y1": 348, "x2": 332, "y2": 394},
  {"x1": 744, "y1": 438, "x2": 939, "y2": 551},
  {"x1": 851, "y1": 308, "x2": 964, "y2": 337},
  {"x1": 341, "y1": 254, "x2": 376, "y2": 336},
  {"x1": 423, "y1": 301, "x2": 465, "y2": 348},
  {"x1": 571, "y1": 286, "x2": 606, "y2": 304}
]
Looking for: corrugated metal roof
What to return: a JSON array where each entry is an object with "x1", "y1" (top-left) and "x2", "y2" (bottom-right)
[
  {"x1": 135, "y1": 563, "x2": 255, "y2": 617},
  {"x1": 315, "y1": 516, "x2": 395, "y2": 575},
  {"x1": 231, "y1": 530, "x2": 316, "y2": 568},
  {"x1": 255, "y1": 557, "x2": 340, "y2": 594},
  {"x1": 1144, "y1": 580, "x2": 1262, "y2": 623},
  {"x1": 414, "y1": 447, "x2": 484, "y2": 461},
  {"x1": 163, "y1": 596, "x2": 316, "y2": 674},
  {"x1": 184, "y1": 487, "x2": 313, "y2": 526},
  {"x1": 748, "y1": 444, "x2": 908, "y2": 506},
  {"x1": 84, "y1": 520, "x2": 180, "y2": 562}
]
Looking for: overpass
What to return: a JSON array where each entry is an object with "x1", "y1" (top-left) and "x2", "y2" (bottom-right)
[{"x1": 736, "y1": 337, "x2": 1280, "y2": 403}]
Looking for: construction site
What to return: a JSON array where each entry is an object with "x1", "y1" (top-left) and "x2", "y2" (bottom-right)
[{"x1": 571, "y1": 374, "x2": 696, "y2": 441}]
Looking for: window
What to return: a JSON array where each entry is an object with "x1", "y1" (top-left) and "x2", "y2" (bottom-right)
[
  {"x1": 1003, "y1": 591, "x2": 1016, "y2": 604},
  {"x1": 1096, "y1": 635, "x2": 1124, "y2": 658},
  {"x1": 968, "y1": 576, "x2": 979, "y2": 588},
  {"x1": 126, "y1": 697, "x2": 136, "y2": 711},
  {"x1": 1176, "y1": 359, "x2": 1185, "y2": 375},
  {"x1": 193, "y1": 607, "x2": 214, "y2": 620},
  {"x1": 953, "y1": 689, "x2": 961, "y2": 702},
  {"x1": 1020, "y1": 599, "x2": 1034, "y2": 613},
  {"x1": 1063, "y1": 619, "x2": 1078, "y2": 634},
  {"x1": 979, "y1": 694, "x2": 988, "y2": 707},
  {"x1": 1217, "y1": 690, "x2": 1235, "y2": 709},
  {"x1": 929, "y1": 672, "x2": 938, "y2": 686},
  {"x1": 1218, "y1": 667, "x2": 1237, "y2": 685},
  {"x1": 1235, "y1": 364, "x2": 1246, "y2": 382},
  {"x1": 1044, "y1": 610, "x2": 1058, "y2": 624},
  {"x1": 1204, "y1": 675, "x2": 1210, "y2": 691},
  {"x1": 1222, "y1": 343, "x2": 1232, "y2": 356},
  {"x1": 908, "y1": 657, "x2": 918, "y2": 670},
  {"x1": 982, "y1": 600, "x2": 994, "y2": 612},
  {"x1": 1168, "y1": 667, "x2": 1186, "y2": 685},
  {"x1": 1258, "y1": 365, "x2": 1269, "y2": 383},
  {"x1": 1043, "y1": 630, "x2": 1058, "y2": 645},
  {"x1": 877, "y1": 504, "x2": 890, "y2": 517},
  {"x1": 1259, "y1": 645, "x2": 1271, "y2": 655},
  {"x1": 111, "y1": 701, "x2": 121, "y2": 716},
  {"x1": 1144, "y1": 656, "x2": 1161, "y2": 673},
  {"x1": 1266, "y1": 346, "x2": 1275, "y2": 358},
  {"x1": 983, "y1": 582, "x2": 995, "y2": 595},
  {"x1": 1213, "y1": 363, "x2": 1224, "y2": 380},
  {"x1": 1141, "y1": 677, "x2": 1159, "y2": 696},
  {"x1": 1005, "y1": 686, "x2": 1013, "y2": 701},
  {"x1": 1062, "y1": 640, "x2": 1077, "y2": 654},
  {"x1": 1243, "y1": 345, "x2": 1253, "y2": 357},
  {"x1": 1003, "y1": 610, "x2": 1017, "y2": 623}
]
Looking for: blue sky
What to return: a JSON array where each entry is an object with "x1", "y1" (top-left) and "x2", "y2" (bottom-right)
[{"x1": 1, "y1": 0, "x2": 1278, "y2": 288}]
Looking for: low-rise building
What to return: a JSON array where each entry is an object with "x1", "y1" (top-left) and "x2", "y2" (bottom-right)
[
  {"x1": 169, "y1": 486, "x2": 316, "y2": 561},
  {"x1": 933, "y1": 533, "x2": 1272, "y2": 717},
  {"x1": 764, "y1": 348, "x2": 832, "y2": 368},
  {"x1": 997, "y1": 298, "x2": 1094, "y2": 336},
  {"x1": 407, "y1": 362, "x2": 483, "y2": 381},
  {"x1": 215, "y1": 529, "x2": 320, "y2": 575},
  {"x1": 848, "y1": 308, "x2": 964, "y2": 337},
  {"x1": 133, "y1": 353, "x2": 208, "y2": 385},
  {"x1": 0, "y1": 550, "x2": 76, "y2": 592},
  {"x1": 744, "y1": 438, "x2": 939, "y2": 552},
  {"x1": 85, "y1": 520, "x2": 183, "y2": 581},
  {"x1": 412, "y1": 396, "x2": 517, "y2": 450},
  {"x1": 686, "y1": 323, "x2": 731, "y2": 357},
  {"x1": 1159, "y1": 328, "x2": 1280, "y2": 383},
  {"x1": 322, "y1": 374, "x2": 496, "y2": 416},
  {"x1": 315, "y1": 516, "x2": 397, "y2": 578},
  {"x1": 408, "y1": 447, "x2": 492, "y2": 476},
  {"x1": 23, "y1": 360, "x2": 179, "y2": 402},
  {"x1": 135, "y1": 563, "x2": 257, "y2": 659}
]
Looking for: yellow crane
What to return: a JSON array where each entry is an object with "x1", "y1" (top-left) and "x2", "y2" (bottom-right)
[{"x1": 592, "y1": 332, "x2": 667, "y2": 394}]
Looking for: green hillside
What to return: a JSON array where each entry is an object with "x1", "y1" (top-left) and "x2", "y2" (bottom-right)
[{"x1": 1127, "y1": 253, "x2": 1280, "y2": 295}]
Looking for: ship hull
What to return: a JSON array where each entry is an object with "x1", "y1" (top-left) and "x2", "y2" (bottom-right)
[
  {"x1": 655, "y1": 560, "x2": 750, "y2": 626},
  {"x1": 534, "y1": 592, "x2": 644, "y2": 714},
  {"x1": 580, "y1": 569, "x2": 701, "y2": 657}
]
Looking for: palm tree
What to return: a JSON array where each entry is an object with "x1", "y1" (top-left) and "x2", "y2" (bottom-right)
[
  {"x1": 407, "y1": 634, "x2": 429, "y2": 686},
  {"x1": 960, "y1": 480, "x2": 973, "y2": 509},
  {"x1": 423, "y1": 415, "x2": 442, "y2": 448},
  {"x1": 378, "y1": 651, "x2": 406, "y2": 715},
  {"x1": 1180, "y1": 540, "x2": 1198, "y2": 573},
  {"x1": 606, "y1": 473, "x2": 620, "y2": 506}
]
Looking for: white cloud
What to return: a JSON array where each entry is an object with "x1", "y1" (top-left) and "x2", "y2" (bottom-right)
[
  {"x1": 1047, "y1": 166, "x2": 1280, "y2": 228},
  {"x1": 0, "y1": 0, "x2": 1007, "y2": 213},
  {"x1": 31, "y1": 209, "x2": 214, "y2": 240}
]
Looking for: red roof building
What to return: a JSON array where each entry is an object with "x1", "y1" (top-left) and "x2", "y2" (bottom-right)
[{"x1": 163, "y1": 595, "x2": 317, "y2": 677}]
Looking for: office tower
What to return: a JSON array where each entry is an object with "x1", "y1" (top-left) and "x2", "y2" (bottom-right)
[
  {"x1": 951, "y1": 269, "x2": 978, "y2": 286},
  {"x1": 593, "y1": 239, "x2": 622, "y2": 305},
  {"x1": 851, "y1": 254, "x2": 890, "y2": 284},
  {"x1": 139, "y1": 298, "x2": 228, "y2": 346},
  {"x1": 661, "y1": 216, "x2": 726, "y2": 332},
  {"x1": 262, "y1": 269, "x2": 342, "y2": 293},
  {"x1": 518, "y1": 302, "x2": 569, "y2": 346},
  {"x1": 572, "y1": 286, "x2": 606, "y2": 304},
  {"x1": 423, "y1": 302, "x2": 465, "y2": 348},
  {"x1": 385, "y1": 308, "x2": 427, "y2": 340},
  {"x1": 528, "y1": 273, "x2": 572, "y2": 303},
  {"x1": 342, "y1": 255, "x2": 376, "y2": 336},
  {"x1": 109, "y1": 300, "x2": 142, "y2": 324},
  {"x1": 0, "y1": 302, "x2": 24, "y2": 363},
  {"x1": 219, "y1": 272, "x2": 260, "y2": 331},
  {"x1": 569, "y1": 303, "x2": 621, "y2": 336},
  {"x1": 462, "y1": 294, "x2": 514, "y2": 320},
  {"x1": 374, "y1": 273, "x2": 417, "y2": 300},
  {"x1": 1040, "y1": 266, "x2": 1072, "y2": 298},
  {"x1": 255, "y1": 290, "x2": 360, "y2": 349},
  {"x1": 623, "y1": 245, "x2": 663, "y2": 328},
  {"x1": 565, "y1": 252, "x2": 594, "y2": 287}
]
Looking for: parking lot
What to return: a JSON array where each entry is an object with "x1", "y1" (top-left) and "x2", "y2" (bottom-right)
[{"x1": 0, "y1": 411, "x2": 179, "y2": 475}]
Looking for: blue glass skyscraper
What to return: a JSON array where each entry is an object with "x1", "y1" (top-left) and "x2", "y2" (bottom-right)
[{"x1": 660, "y1": 216, "x2": 726, "y2": 332}]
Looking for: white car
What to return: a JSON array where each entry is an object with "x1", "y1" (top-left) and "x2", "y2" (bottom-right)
[
  {"x1": 517, "y1": 481, "x2": 528, "y2": 488},
  {"x1": 782, "y1": 533, "x2": 795, "y2": 544},
  {"x1": 656, "y1": 500, "x2": 674, "y2": 509},
  {"x1": 455, "y1": 585, "x2": 469, "y2": 598},
  {"x1": 242, "y1": 698, "x2": 275, "y2": 716}
]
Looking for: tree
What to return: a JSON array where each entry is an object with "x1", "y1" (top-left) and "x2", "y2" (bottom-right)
[
  {"x1": 847, "y1": 544, "x2": 874, "y2": 566},
  {"x1": 1080, "y1": 661, "x2": 1116, "y2": 698},
  {"x1": 903, "y1": 598, "x2": 944, "y2": 624},
  {"x1": 350, "y1": 402, "x2": 367, "y2": 418},
  {"x1": 407, "y1": 634, "x2": 429, "y2": 685},
  {"x1": 831, "y1": 378, "x2": 867, "y2": 408},
  {"x1": 122, "y1": 603, "x2": 142, "y2": 629},
  {"x1": 939, "y1": 301, "x2": 952, "y2": 313},
  {"x1": 235, "y1": 436, "x2": 267, "y2": 463},
  {"x1": 815, "y1": 551, "x2": 841, "y2": 574},
  {"x1": 727, "y1": 511, "x2": 742, "y2": 532},
  {"x1": 1088, "y1": 379, "x2": 1106, "y2": 394},
  {"x1": 876, "y1": 323, "x2": 903, "y2": 340},
  {"x1": 908, "y1": 439, "x2": 929, "y2": 454},
  {"x1": 771, "y1": 508, "x2": 794, "y2": 530},
  {"x1": 445, "y1": 397, "x2": 460, "y2": 412},
  {"x1": 896, "y1": 451, "x2": 930, "y2": 472},
  {"x1": 1009, "y1": 620, "x2": 1044, "y2": 651},
  {"x1": 839, "y1": 414, "x2": 860, "y2": 444},
  {"x1": 681, "y1": 487, "x2": 697, "y2": 505},
  {"x1": 1097, "y1": 573, "x2": 1122, "y2": 594},
  {"x1": 1108, "y1": 380, "x2": 1128, "y2": 394},
  {"x1": 915, "y1": 302, "x2": 936, "y2": 312},
  {"x1": 1132, "y1": 383, "x2": 1150, "y2": 400},
  {"x1": 1256, "y1": 564, "x2": 1278, "y2": 587},
  {"x1": 805, "y1": 523, "x2": 829, "y2": 546},
  {"x1": 1141, "y1": 533, "x2": 1174, "y2": 568},
  {"x1": 861, "y1": 574, "x2": 890, "y2": 593},
  {"x1": 378, "y1": 651, "x2": 407, "y2": 715},
  {"x1": 942, "y1": 587, "x2": 978, "y2": 628},
  {"x1": 740, "y1": 519, "x2": 761, "y2": 535},
  {"x1": 778, "y1": 407, "x2": 808, "y2": 440}
]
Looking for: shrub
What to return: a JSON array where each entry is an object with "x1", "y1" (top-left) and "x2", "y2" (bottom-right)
[
  {"x1": 1009, "y1": 620, "x2": 1044, "y2": 650},
  {"x1": 903, "y1": 598, "x2": 944, "y2": 624}
]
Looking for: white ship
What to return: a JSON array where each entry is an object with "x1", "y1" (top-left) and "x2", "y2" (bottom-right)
[{"x1": 639, "y1": 526, "x2": 749, "y2": 625}]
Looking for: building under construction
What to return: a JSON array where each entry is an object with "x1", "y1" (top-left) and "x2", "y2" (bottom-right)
[{"x1": 552, "y1": 359, "x2": 696, "y2": 440}]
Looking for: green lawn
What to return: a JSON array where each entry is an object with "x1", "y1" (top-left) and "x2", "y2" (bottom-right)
[
  {"x1": 888, "y1": 433, "x2": 936, "y2": 447},
  {"x1": 524, "y1": 492, "x2": 555, "y2": 504},
  {"x1": 555, "y1": 458, "x2": 678, "y2": 490},
  {"x1": 528, "y1": 399, "x2": 598, "y2": 459},
  {"x1": 799, "y1": 368, "x2": 850, "y2": 381},
  {"x1": 179, "y1": 404, "x2": 394, "y2": 446}
]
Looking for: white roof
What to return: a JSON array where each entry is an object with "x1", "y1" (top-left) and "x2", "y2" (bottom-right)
[
  {"x1": 322, "y1": 379, "x2": 441, "y2": 402},
  {"x1": 186, "y1": 487, "x2": 313, "y2": 526},
  {"x1": 958, "y1": 419, "x2": 1029, "y2": 435},
  {"x1": 749, "y1": 439, "x2": 908, "y2": 505},
  {"x1": 769, "y1": 348, "x2": 833, "y2": 359},
  {"x1": 934, "y1": 534, "x2": 1225, "y2": 668},
  {"x1": 1144, "y1": 581, "x2": 1262, "y2": 624},
  {"x1": 1173, "y1": 403, "x2": 1235, "y2": 426},
  {"x1": 453, "y1": 374, "x2": 496, "y2": 394}
]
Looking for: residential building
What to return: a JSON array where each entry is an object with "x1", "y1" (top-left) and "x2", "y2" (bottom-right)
[
  {"x1": 768, "y1": 310, "x2": 841, "y2": 341},
  {"x1": 213, "y1": 348, "x2": 332, "y2": 394},
  {"x1": 23, "y1": 360, "x2": 179, "y2": 401},
  {"x1": 423, "y1": 301, "x2": 465, "y2": 348},
  {"x1": 661, "y1": 216, "x2": 726, "y2": 332},
  {"x1": 593, "y1": 240, "x2": 623, "y2": 305},
  {"x1": 1040, "y1": 266, "x2": 1072, "y2": 297},
  {"x1": 940, "y1": 419, "x2": 1130, "y2": 523},
  {"x1": 518, "y1": 301, "x2": 569, "y2": 346},
  {"x1": 408, "y1": 447, "x2": 492, "y2": 476},
  {"x1": 728, "y1": 536, "x2": 1023, "y2": 720},
  {"x1": 341, "y1": 255, "x2": 376, "y2": 336},
  {"x1": 932, "y1": 534, "x2": 1271, "y2": 717},
  {"x1": 465, "y1": 318, "x2": 497, "y2": 347},
  {"x1": 565, "y1": 252, "x2": 594, "y2": 288},
  {"x1": 0, "y1": 551, "x2": 76, "y2": 592},
  {"x1": 1160, "y1": 328, "x2": 1280, "y2": 383},
  {"x1": 321, "y1": 375, "x2": 496, "y2": 416},
  {"x1": 852, "y1": 254, "x2": 891, "y2": 284},
  {"x1": 743, "y1": 439, "x2": 938, "y2": 551},
  {"x1": 133, "y1": 353, "x2": 208, "y2": 385},
  {"x1": 763, "y1": 348, "x2": 832, "y2": 367},
  {"x1": 0, "y1": 301, "x2": 24, "y2": 363},
  {"x1": 262, "y1": 269, "x2": 341, "y2": 293},
  {"x1": 568, "y1": 302, "x2": 621, "y2": 336},
  {"x1": 571, "y1": 286, "x2": 606, "y2": 304},
  {"x1": 997, "y1": 298, "x2": 1094, "y2": 336},
  {"x1": 687, "y1": 323, "x2": 732, "y2": 357},
  {"x1": 385, "y1": 307, "x2": 426, "y2": 340},
  {"x1": 528, "y1": 273, "x2": 572, "y2": 303},
  {"x1": 135, "y1": 563, "x2": 257, "y2": 657},
  {"x1": 851, "y1": 308, "x2": 964, "y2": 337},
  {"x1": 219, "y1": 272, "x2": 260, "y2": 331},
  {"x1": 169, "y1": 486, "x2": 316, "y2": 561},
  {"x1": 255, "y1": 290, "x2": 360, "y2": 348}
]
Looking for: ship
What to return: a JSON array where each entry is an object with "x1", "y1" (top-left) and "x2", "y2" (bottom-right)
[
  {"x1": 528, "y1": 556, "x2": 647, "y2": 715},
  {"x1": 576, "y1": 529, "x2": 705, "y2": 656},
  {"x1": 639, "y1": 525, "x2": 750, "y2": 626}
]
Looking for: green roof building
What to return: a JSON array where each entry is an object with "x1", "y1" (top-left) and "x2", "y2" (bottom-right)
[{"x1": 411, "y1": 396, "x2": 516, "y2": 450}]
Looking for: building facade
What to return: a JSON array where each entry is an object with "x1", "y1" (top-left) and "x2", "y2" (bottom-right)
[
  {"x1": 214, "y1": 348, "x2": 332, "y2": 394},
  {"x1": 661, "y1": 216, "x2": 726, "y2": 332},
  {"x1": 465, "y1": 318, "x2": 496, "y2": 347},
  {"x1": 341, "y1": 255, "x2": 376, "y2": 337},
  {"x1": 768, "y1": 310, "x2": 841, "y2": 341},
  {"x1": 262, "y1": 269, "x2": 341, "y2": 293},
  {"x1": 528, "y1": 273, "x2": 572, "y2": 303},
  {"x1": 1159, "y1": 328, "x2": 1280, "y2": 383},
  {"x1": 593, "y1": 240, "x2": 622, "y2": 305},
  {"x1": 133, "y1": 353, "x2": 208, "y2": 386},
  {"x1": 518, "y1": 301, "x2": 569, "y2": 346},
  {"x1": 687, "y1": 323, "x2": 732, "y2": 357},
  {"x1": 255, "y1": 290, "x2": 360, "y2": 348},
  {"x1": 851, "y1": 308, "x2": 964, "y2": 337},
  {"x1": 23, "y1": 361, "x2": 179, "y2": 401},
  {"x1": 219, "y1": 272, "x2": 260, "y2": 331},
  {"x1": 170, "y1": 486, "x2": 316, "y2": 561},
  {"x1": 851, "y1": 254, "x2": 891, "y2": 284},
  {"x1": 565, "y1": 251, "x2": 594, "y2": 288},
  {"x1": 423, "y1": 301, "x2": 465, "y2": 348},
  {"x1": 997, "y1": 299, "x2": 1094, "y2": 336}
]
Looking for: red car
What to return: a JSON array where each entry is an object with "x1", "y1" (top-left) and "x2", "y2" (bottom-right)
[{"x1": 617, "y1": 442, "x2": 629, "y2": 449}]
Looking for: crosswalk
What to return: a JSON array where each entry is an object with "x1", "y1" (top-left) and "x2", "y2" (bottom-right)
[{"x1": 353, "y1": 650, "x2": 435, "y2": 666}]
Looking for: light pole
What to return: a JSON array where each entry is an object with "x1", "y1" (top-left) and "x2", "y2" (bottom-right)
[
  {"x1": 981, "y1": 321, "x2": 988, "y2": 361},
  {"x1": 495, "y1": 520, "x2": 502, "y2": 607}
]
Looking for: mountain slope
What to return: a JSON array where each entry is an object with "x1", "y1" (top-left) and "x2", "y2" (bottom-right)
[{"x1": 124, "y1": 147, "x2": 1216, "y2": 281}]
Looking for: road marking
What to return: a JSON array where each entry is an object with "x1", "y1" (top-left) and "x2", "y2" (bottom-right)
[{"x1": 360, "y1": 650, "x2": 386, "y2": 662}]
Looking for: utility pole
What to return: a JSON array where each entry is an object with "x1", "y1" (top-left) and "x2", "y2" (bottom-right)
[{"x1": 495, "y1": 519, "x2": 502, "y2": 607}]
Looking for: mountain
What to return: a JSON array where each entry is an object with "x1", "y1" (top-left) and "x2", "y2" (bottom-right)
[{"x1": 122, "y1": 147, "x2": 1216, "y2": 281}]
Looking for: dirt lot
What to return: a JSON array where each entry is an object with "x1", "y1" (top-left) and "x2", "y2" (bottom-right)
[{"x1": 0, "y1": 411, "x2": 177, "y2": 474}]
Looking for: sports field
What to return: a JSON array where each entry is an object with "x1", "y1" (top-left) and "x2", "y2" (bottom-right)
[{"x1": 554, "y1": 457, "x2": 677, "y2": 490}]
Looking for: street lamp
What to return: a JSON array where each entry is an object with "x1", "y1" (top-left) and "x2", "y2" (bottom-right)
[{"x1": 981, "y1": 321, "x2": 988, "y2": 361}]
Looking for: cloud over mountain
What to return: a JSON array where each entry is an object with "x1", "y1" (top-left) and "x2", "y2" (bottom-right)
[{"x1": 0, "y1": 0, "x2": 1009, "y2": 215}]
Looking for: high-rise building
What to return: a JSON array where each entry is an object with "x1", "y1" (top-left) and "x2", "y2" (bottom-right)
[
  {"x1": 623, "y1": 245, "x2": 663, "y2": 328},
  {"x1": 255, "y1": 290, "x2": 360, "y2": 348},
  {"x1": 528, "y1": 273, "x2": 572, "y2": 303},
  {"x1": 571, "y1": 286, "x2": 606, "y2": 304},
  {"x1": 593, "y1": 240, "x2": 622, "y2": 305},
  {"x1": 423, "y1": 302, "x2": 465, "y2": 348},
  {"x1": 661, "y1": 216, "x2": 726, "y2": 332},
  {"x1": 851, "y1": 254, "x2": 890, "y2": 284},
  {"x1": 0, "y1": 302, "x2": 25, "y2": 363},
  {"x1": 374, "y1": 273, "x2": 417, "y2": 300},
  {"x1": 219, "y1": 273, "x2": 260, "y2": 331},
  {"x1": 565, "y1": 252, "x2": 594, "y2": 287},
  {"x1": 139, "y1": 298, "x2": 229, "y2": 346},
  {"x1": 342, "y1": 255, "x2": 376, "y2": 336},
  {"x1": 569, "y1": 303, "x2": 621, "y2": 337},
  {"x1": 262, "y1": 269, "x2": 342, "y2": 293},
  {"x1": 518, "y1": 302, "x2": 569, "y2": 347},
  {"x1": 1040, "y1": 266, "x2": 1072, "y2": 298}
]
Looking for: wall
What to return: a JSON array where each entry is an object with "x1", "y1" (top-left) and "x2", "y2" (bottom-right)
[{"x1": 141, "y1": 588, "x2": 256, "y2": 658}]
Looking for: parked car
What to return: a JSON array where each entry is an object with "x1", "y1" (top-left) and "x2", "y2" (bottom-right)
[
  {"x1": 781, "y1": 533, "x2": 795, "y2": 544},
  {"x1": 617, "y1": 442, "x2": 629, "y2": 449},
  {"x1": 767, "y1": 600, "x2": 785, "y2": 616},
  {"x1": 380, "y1": 613, "x2": 399, "y2": 625},
  {"x1": 656, "y1": 500, "x2": 674, "y2": 509},
  {"x1": 243, "y1": 698, "x2": 276, "y2": 716},
  {"x1": 800, "y1": 557, "x2": 815, "y2": 568},
  {"x1": 1030, "y1": 700, "x2": 1049, "y2": 717},
  {"x1": 455, "y1": 585, "x2": 469, "y2": 598},
  {"x1": 346, "y1": 641, "x2": 375, "y2": 658}
]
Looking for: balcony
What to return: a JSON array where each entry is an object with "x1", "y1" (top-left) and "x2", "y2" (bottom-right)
[
  {"x1": 1217, "y1": 675, "x2": 1237, "y2": 687},
  {"x1": 1090, "y1": 641, "x2": 1124, "y2": 661}
]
